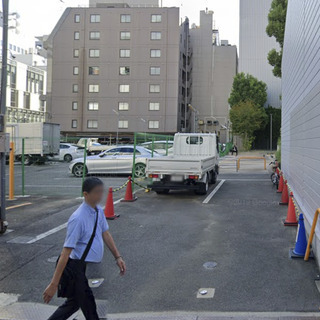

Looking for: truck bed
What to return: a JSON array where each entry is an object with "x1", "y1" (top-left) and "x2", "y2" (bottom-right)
[{"x1": 146, "y1": 156, "x2": 217, "y2": 176}]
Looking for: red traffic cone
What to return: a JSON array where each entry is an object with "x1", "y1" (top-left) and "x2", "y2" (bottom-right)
[
  {"x1": 104, "y1": 188, "x2": 120, "y2": 220},
  {"x1": 277, "y1": 174, "x2": 284, "y2": 193},
  {"x1": 283, "y1": 192, "x2": 298, "y2": 226},
  {"x1": 121, "y1": 176, "x2": 137, "y2": 202},
  {"x1": 279, "y1": 180, "x2": 289, "y2": 205},
  {"x1": 276, "y1": 167, "x2": 280, "y2": 175}
]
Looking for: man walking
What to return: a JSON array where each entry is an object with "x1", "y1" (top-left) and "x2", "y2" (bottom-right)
[{"x1": 43, "y1": 177, "x2": 126, "y2": 320}]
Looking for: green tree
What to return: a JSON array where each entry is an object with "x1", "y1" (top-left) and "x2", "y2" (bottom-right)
[
  {"x1": 228, "y1": 73, "x2": 268, "y2": 108},
  {"x1": 266, "y1": 0, "x2": 288, "y2": 78},
  {"x1": 229, "y1": 100, "x2": 268, "y2": 150}
]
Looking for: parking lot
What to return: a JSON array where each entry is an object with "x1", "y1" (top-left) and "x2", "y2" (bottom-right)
[{"x1": 1, "y1": 161, "x2": 320, "y2": 319}]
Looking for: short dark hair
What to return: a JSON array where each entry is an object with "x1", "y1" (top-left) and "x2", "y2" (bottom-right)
[{"x1": 82, "y1": 177, "x2": 104, "y2": 193}]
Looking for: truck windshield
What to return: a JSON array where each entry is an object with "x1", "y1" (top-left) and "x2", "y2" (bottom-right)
[{"x1": 186, "y1": 136, "x2": 203, "y2": 145}]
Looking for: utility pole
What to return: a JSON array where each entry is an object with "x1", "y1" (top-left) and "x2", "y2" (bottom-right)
[
  {"x1": 0, "y1": 0, "x2": 9, "y2": 234},
  {"x1": 270, "y1": 113, "x2": 273, "y2": 151}
]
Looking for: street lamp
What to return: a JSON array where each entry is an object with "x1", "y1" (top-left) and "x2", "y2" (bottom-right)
[{"x1": 112, "y1": 109, "x2": 119, "y2": 145}]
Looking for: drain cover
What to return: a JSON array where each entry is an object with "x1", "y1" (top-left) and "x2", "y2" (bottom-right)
[
  {"x1": 203, "y1": 261, "x2": 217, "y2": 270},
  {"x1": 197, "y1": 288, "x2": 215, "y2": 299},
  {"x1": 88, "y1": 278, "x2": 104, "y2": 288}
]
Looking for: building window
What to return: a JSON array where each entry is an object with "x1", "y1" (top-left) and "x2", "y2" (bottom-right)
[
  {"x1": 73, "y1": 66, "x2": 79, "y2": 75},
  {"x1": 151, "y1": 14, "x2": 162, "y2": 23},
  {"x1": 149, "y1": 102, "x2": 160, "y2": 111},
  {"x1": 74, "y1": 14, "x2": 80, "y2": 23},
  {"x1": 88, "y1": 84, "x2": 99, "y2": 93},
  {"x1": 88, "y1": 101, "x2": 99, "y2": 110},
  {"x1": 118, "y1": 120, "x2": 128, "y2": 128},
  {"x1": 72, "y1": 120, "x2": 78, "y2": 128},
  {"x1": 119, "y1": 102, "x2": 129, "y2": 110},
  {"x1": 89, "y1": 49, "x2": 100, "y2": 57},
  {"x1": 119, "y1": 84, "x2": 130, "y2": 93},
  {"x1": 151, "y1": 32, "x2": 161, "y2": 40},
  {"x1": 121, "y1": 14, "x2": 131, "y2": 23},
  {"x1": 74, "y1": 49, "x2": 79, "y2": 57},
  {"x1": 120, "y1": 49, "x2": 130, "y2": 58},
  {"x1": 89, "y1": 31, "x2": 100, "y2": 40},
  {"x1": 149, "y1": 84, "x2": 160, "y2": 93},
  {"x1": 150, "y1": 67, "x2": 160, "y2": 75},
  {"x1": 90, "y1": 14, "x2": 100, "y2": 23},
  {"x1": 72, "y1": 101, "x2": 78, "y2": 110},
  {"x1": 73, "y1": 84, "x2": 79, "y2": 93},
  {"x1": 74, "y1": 32, "x2": 80, "y2": 40},
  {"x1": 119, "y1": 66, "x2": 130, "y2": 75},
  {"x1": 89, "y1": 66, "x2": 100, "y2": 75},
  {"x1": 149, "y1": 120, "x2": 160, "y2": 129},
  {"x1": 150, "y1": 49, "x2": 161, "y2": 58},
  {"x1": 87, "y1": 120, "x2": 98, "y2": 128},
  {"x1": 120, "y1": 31, "x2": 131, "y2": 40}
]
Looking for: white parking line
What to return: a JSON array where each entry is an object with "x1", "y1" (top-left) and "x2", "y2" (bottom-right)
[
  {"x1": 24, "y1": 198, "x2": 123, "y2": 244},
  {"x1": 202, "y1": 180, "x2": 225, "y2": 204}
]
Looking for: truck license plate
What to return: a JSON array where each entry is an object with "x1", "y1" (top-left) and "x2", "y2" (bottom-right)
[{"x1": 171, "y1": 175, "x2": 183, "y2": 182}]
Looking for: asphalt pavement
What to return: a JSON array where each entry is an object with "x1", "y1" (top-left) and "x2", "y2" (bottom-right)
[{"x1": 1, "y1": 160, "x2": 320, "y2": 319}]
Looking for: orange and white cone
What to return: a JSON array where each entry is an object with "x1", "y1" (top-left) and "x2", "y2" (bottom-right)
[{"x1": 104, "y1": 188, "x2": 120, "y2": 220}]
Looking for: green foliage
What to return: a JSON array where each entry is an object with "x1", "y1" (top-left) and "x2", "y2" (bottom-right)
[
  {"x1": 253, "y1": 107, "x2": 281, "y2": 149},
  {"x1": 266, "y1": 0, "x2": 287, "y2": 78},
  {"x1": 228, "y1": 73, "x2": 268, "y2": 108},
  {"x1": 229, "y1": 100, "x2": 268, "y2": 151}
]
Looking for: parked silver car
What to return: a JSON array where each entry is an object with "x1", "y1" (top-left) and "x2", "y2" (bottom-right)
[
  {"x1": 140, "y1": 140, "x2": 174, "y2": 155},
  {"x1": 69, "y1": 145, "x2": 160, "y2": 178}
]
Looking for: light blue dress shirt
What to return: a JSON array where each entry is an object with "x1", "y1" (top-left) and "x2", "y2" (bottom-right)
[{"x1": 64, "y1": 202, "x2": 109, "y2": 263}]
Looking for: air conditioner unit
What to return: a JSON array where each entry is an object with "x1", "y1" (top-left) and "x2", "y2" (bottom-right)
[
  {"x1": 207, "y1": 120, "x2": 213, "y2": 126},
  {"x1": 198, "y1": 120, "x2": 204, "y2": 125}
]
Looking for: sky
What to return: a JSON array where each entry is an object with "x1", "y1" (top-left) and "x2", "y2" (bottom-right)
[{"x1": 8, "y1": 0, "x2": 239, "y2": 47}]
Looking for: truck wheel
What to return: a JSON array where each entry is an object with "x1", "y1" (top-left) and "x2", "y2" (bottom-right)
[
  {"x1": 72, "y1": 163, "x2": 87, "y2": 177},
  {"x1": 195, "y1": 174, "x2": 209, "y2": 195},
  {"x1": 134, "y1": 163, "x2": 146, "y2": 178},
  {"x1": 210, "y1": 170, "x2": 217, "y2": 184},
  {"x1": 22, "y1": 155, "x2": 32, "y2": 166},
  {"x1": 64, "y1": 154, "x2": 73, "y2": 162},
  {"x1": 156, "y1": 189, "x2": 170, "y2": 195}
]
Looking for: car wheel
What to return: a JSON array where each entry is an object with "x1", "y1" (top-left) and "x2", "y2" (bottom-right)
[
  {"x1": 134, "y1": 163, "x2": 146, "y2": 178},
  {"x1": 64, "y1": 154, "x2": 73, "y2": 162},
  {"x1": 72, "y1": 163, "x2": 87, "y2": 177}
]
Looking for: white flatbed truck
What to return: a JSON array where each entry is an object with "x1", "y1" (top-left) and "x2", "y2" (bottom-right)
[{"x1": 146, "y1": 133, "x2": 219, "y2": 195}]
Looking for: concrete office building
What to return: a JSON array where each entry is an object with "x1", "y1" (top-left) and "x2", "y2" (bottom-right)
[
  {"x1": 90, "y1": 0, "x2": 159, "y2": 7},
  {"x1": 239, "y1": 0, "x2": 281, "y2": 108},
  {"x1": 190, "y1": 10, "x2": 237, "y2": 142},
  {"x1": 282, "y1": 0, "x2": 320, "y2": 263},
  {"x1": 46, "y1": 3, "x2": 181, "y2": 135}
]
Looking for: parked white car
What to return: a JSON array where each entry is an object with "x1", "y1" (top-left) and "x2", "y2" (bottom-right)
[
  {"x1": 54, "y1": 143, "x2": 85, "y2": 162},
  {"x1": 69, "y1": 145, "x2": 161, "y2": 178}
]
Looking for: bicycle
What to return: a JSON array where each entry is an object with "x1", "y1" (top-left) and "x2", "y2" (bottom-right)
[{"x1": 269, "y1": 160, "x2": 280, "y2": 189}]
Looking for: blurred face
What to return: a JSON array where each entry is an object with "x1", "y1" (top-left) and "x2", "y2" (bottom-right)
[{"x1": 83, "y1": 184, "x2": 104, "y2": 205}]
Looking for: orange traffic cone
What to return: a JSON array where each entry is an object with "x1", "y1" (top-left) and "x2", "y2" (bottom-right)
[
  {"x1": 283, "y1": 192, "x2": 298, "y2": 226},
  {"x1": 121, "y1": 177, "x2": 137, "y2": 202},
  {"x1": 279, "y1": 180, "x2": 289, "y2": 205},
  {"x1": 277, "y1": 174, "x2": 284, "y2": 193},
  {"x1": 104, "y1": 188, "x2": 120, "y2": 220},
  {"x1": 276, "y1": 167, "x2": 280, "y2": 175}
]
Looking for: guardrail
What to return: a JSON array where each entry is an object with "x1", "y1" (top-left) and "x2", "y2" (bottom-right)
[
  {"x1": 236, "y1": 156, "x2": 267, "y2": 172},
  {"x1": 304, "y1": 208, "x2": 320, "y2": 261}
]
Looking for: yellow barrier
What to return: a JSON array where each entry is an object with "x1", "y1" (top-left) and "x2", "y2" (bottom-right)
[
  {"x1": 304, "y1": 208, "x2": 320, "y2": 261},
  {"x1": 9, "y1": 142, "x2": 14, "y2": 200},
  {"x1": 236, "y1": 156, "x2": 267, "y2": 171}
]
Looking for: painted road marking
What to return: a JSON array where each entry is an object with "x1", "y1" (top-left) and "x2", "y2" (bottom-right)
[
  {"x1": 203, "y1": 179, "x2": 225, "y2": 204},
  {"x1": 12, "y1": 198, "x2": 123, "y2": 244},
  {"x1": 6, "y1": 202, "x2": 32, "y2": 210},
  {"x1": 222, "y1": 178, "x2": 270, "y2": 181}
]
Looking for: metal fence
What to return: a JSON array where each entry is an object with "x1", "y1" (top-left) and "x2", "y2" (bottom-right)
[{"x1": 5, "y1": 134, "x2": 174, "y2": 199}]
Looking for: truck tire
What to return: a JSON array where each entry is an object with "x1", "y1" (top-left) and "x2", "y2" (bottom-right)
[
  {"x1": 156, "y1": 189, "x2": 170, "y2": 195},
  {"x1": 21, "y1": 155, "x2": 32, "y2": 166},
  {"x1": 210, "y1": 170, "x2": 217, "y2": 184},
  {"x1": 195, "y1": 173, "x2": 209, "y2": 195}
]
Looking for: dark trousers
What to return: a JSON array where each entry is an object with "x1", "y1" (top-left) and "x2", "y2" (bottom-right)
[{"x1": 48, "y1": 260, "x2": 99, "y2": 320}]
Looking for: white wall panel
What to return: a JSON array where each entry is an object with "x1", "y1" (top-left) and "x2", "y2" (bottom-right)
[{"x1": 282, "y1": 0, "x2": 320, "y2": 263}]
